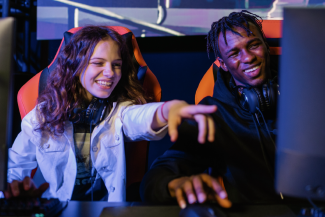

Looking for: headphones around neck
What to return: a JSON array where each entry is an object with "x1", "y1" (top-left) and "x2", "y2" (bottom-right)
[
  {"x1": 231, "y1": 77, "x2": 279, "y2": 114},
  {"x1": 69, "y1": 97, "x2": 110, "y2": 126}
]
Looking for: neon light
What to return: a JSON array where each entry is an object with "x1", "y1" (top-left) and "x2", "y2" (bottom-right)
[
  {"x1": 74, "y1": 8, "x2": 79, "y2": 28},
  {"x1": 267, "y1": 0, "x2": 280, "y2": 19},
  {"x1": 166, "y1": 0, "x2": 170, "y2": 8}
]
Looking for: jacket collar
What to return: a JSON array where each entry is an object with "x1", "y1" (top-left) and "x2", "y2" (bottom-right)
[{"x1": 213, "y1": 68, "x2": 239, "y2": 109}]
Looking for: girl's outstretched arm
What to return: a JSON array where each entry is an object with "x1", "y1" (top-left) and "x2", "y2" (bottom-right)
[{"x1": 151, "y1": 100, "x2": 217, "y2": 144}]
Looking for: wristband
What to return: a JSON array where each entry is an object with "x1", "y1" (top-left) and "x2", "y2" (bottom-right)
[{"x1": 160, "y1": 101, "x2": 168, "y2": 122}]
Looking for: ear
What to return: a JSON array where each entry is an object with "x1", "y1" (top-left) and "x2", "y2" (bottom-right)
[{"x1": 217, "y1": 57, "x2": 228, "y2": 72}]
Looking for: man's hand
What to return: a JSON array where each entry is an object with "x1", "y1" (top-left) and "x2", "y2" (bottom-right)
[
  {"x1": 168, "y1": 174, "x2": 232, "y2": 209},
  {"x1": 4, "y1": 176, "x2": 49, "y2": 198}
]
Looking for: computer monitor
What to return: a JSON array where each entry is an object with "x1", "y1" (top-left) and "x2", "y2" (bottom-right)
[
  {"x1": 276, "y1": 7, "x2": 325, "y2": 201},
  {"x1": 0, "y1": 17, "x2": 16, "y2": 192}
]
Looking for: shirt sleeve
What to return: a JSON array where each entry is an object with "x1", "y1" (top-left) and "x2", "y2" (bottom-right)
[
  {"x1": 7, "y1": 108, "x2": 39, "y2": 183},
  {"x1": 121, "y1": 102, "x2": 168, "y2": 142}
]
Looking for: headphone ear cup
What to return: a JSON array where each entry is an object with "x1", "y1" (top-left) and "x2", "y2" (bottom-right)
[
  {"x1": 86, "y1": 98, "x2": 109, "y2": 125},
  {"x1": 263, "y1": 83, "x2": 271, "y2": 109},
  {"x1": 240, "y1": 88, "x2": 260, "y2": 114},
  {"x1": 69, "y1": 107, "x2": 84, "y2": 123},
  {"x1": 236, "y1": 78, "x2": 279, "y2": 114},
  {"x1": 253, "y1": 87, "x2": 266, "y2": 113},
  {"x1": 85, "y1": 100, "x2": 95, "y2": 124},
  {"x1": 69, "y1": 98, "x2": 109, "y2": 125},
  {"x1": 266, "y1": 80, "x2": 278, "y2": 111}
]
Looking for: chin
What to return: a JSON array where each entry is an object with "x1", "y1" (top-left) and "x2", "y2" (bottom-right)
[
  {"x1": 253, "y1": 80, "x2": 265, "y2": 87},
  {"x1": 251, "y1": 74, "x2": 269, "y2": 87},
  {"x1": 92, "y1": 93, "x2": 111, "y2": 99},
  {"x1": 247, "y1": 78, "x2": 264, "y2": 87},
  {"x1": 99, "y1": 95, "x2": 110, "y2": 99}
]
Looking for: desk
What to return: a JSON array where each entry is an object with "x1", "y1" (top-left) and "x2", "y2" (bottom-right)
[
  {"x1": 58, "y1": 202, "x2": 131, "y2": 217},
  {"x1": 58, "y1": 202, "x2": 315, "y2": 217}
]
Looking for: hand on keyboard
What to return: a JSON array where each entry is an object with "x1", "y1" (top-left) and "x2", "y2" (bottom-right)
[
  {"x1": 4, "y1": 176, "x2": 49, "y2": 198},
  {"x1": 0, "y1": 197, "x2": 68, "y2": 217},
  {"x1": 1, "y1": 177, "x2": 67, "y2": 217}
]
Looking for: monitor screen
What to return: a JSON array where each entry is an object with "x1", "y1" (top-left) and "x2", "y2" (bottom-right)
[
  {"x1": 0, "y1": 17, "x2": 15, "y2": 192},
  {"x1": 275, "y1": 7, "x2": 325, "y2": 201}
]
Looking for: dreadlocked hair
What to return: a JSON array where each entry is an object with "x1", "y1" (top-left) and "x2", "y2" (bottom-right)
[{"x1": 207, "y1": 10, "x2": 266, "y2": 59}]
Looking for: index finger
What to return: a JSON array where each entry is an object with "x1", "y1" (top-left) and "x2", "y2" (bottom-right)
[
  {"x1": 201, "y1": 174, "x2": 226, "y2": 198},
  {"x1": 180, "y1": 105, "x2": 217, "y2": 116},
  {"x1": 33, "y1": 182, "x2": 49, "y2": 197},
  {"x1": 168, "y1": 115, "x2": 181, "y2": 142},
  {"x1": 194, "y1": 114, "x2": 207, "y2": 144},
  {"x1": 192, "y1": 175, "x2": 207, "y2": 203},
  {"x1": 207, "y1": 116, "x2": 215, "y2": 142},
  {"x1": 23, "y1": 176, "x2": 34, "y2": 191},
  {"x1": 200, "y1": 175, "x2": 232, "y2": 208}
]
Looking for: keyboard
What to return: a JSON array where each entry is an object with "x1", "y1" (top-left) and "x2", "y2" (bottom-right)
[{"x1": 0, "y1": 198, "x2": 68, "y2": 217}]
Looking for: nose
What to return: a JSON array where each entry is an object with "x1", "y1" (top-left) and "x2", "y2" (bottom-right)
[
  {"x1": 103, "y1": 63, "x2": 114, "y2": 77},
  {"x1": 241, "y1": 49, "x2": 256, "y2": 64}
]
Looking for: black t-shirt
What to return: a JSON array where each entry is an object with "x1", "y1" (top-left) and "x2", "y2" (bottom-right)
[{"x1": 71, "y1": 124, "x2": 108, "y2": 201}]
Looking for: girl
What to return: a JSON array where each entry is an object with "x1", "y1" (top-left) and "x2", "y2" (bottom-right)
[{"x1": 5, "y1": 26, "x2": 216, "y2": 201}]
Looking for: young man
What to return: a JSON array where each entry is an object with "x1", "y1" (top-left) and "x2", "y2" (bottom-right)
[{"x1": 140, "y1": 10, "x2": 281, "y2": 208}]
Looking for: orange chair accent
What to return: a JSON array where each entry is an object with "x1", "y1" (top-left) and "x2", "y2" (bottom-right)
[
  {"x1": 195, "y1": 20, "x2": 282, "y2": 104},
  {"x1": 17, "y1": 26, "x2": 161, "y2": 189}
]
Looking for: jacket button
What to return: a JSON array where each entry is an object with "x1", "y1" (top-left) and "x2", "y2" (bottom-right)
[
  {"x1": 92, "y1": 146, "x2": 98, "y2": 152},
  {"x1": 115, "y1": 134, "x2": 119, "y2": 141},
  {"x1": 44, "y1": 144, "x2": 50, "y2": 149}
]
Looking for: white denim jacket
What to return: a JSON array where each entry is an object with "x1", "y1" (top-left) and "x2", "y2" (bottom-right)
[{"x1": 7, "y1": 101, "x2": 167, "y2": 202}]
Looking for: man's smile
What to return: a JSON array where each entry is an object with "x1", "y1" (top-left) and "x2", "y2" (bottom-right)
[{"x1": 243, "y1": 63, "x2": 261, "y2": 78}]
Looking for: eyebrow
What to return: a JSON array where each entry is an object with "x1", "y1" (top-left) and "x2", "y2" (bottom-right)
[
  {"x1": 90, "y1": 57, "x2": 105, "y2": 61},
  {"x1": 90, "y1": 58, "x2": 122, "y2": 61},
  {"x1": 225, "y1": 38, "x2": 262, "y2": 55}
]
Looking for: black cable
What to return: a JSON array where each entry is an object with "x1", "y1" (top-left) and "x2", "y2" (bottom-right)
[
  {"x1": 256, "y1": 107, "x2": 276, "y2": 149},
  {"x1": 308, "y1": 197, "x2": 320, "y2": 210},
  {"x1": 89, "y1": 121, "x2": 100, "y2": 202},
  {"x1": 252, "y1": 115, "x2": 274, "y2": 179},
  {"x1": 306, "y1": 198, "x2": 325, "y2": 217},
  {"x1": 88, "y1": 103, "x2": 110, "y2": 202},
  {"x1": 89, "y1": 124, "x2": 93, "y2": 201}
]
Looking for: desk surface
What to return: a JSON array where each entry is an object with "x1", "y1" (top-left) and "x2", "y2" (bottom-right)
[
  {"x1": 58, "y1": 201, "x2": 313, "y2": 217},
  {"x1": 58, "y1": 202, "x2": 131, "y2": 217}
]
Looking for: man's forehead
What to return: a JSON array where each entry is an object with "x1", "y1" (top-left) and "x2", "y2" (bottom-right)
[{"x1": 218, "y1": 24, "x2": 261, "y2": 46}]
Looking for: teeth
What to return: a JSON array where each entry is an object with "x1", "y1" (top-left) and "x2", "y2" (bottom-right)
[
  {"x1": 244, "y1": 66, "x2": 259, "y2": 73},
  {"x1": 96, "y1": 81, "x2": 112, "y2": 86}
]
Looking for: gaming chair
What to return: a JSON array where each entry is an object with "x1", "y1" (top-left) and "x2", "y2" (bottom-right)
[
  {"x1": 17, "y1": 26, "x2": 161, "y2": 200},
  {"x1": 195, "y1": 20, "x2": 282, "y2": 104}
]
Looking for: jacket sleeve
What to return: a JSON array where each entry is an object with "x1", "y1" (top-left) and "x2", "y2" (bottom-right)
[
  {"x1": 121, "y1": 102, "x2": 168, "y2": 142},
  {"x1": 140, "y1": 119, "x2": 223, "y2": 203},
  {"x1": 7, "y1": 108, "x2": 39, "y2": 183}
]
